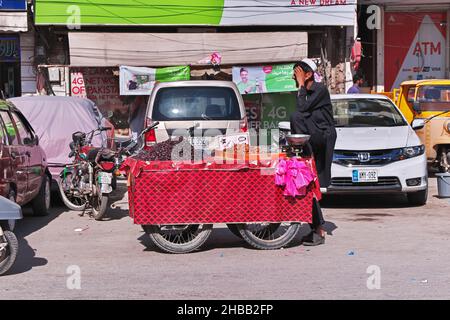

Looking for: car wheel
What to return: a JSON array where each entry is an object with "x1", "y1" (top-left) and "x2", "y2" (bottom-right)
[
  {"x1": 407, "y1": 189, "x2": 428, "y2": 206},
  {"x1": 31, "y1": 175, "x2": 51, "y2": 216}
]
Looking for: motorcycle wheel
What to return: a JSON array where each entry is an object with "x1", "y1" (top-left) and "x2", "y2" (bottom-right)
[
  {"x1": 236, "y1": 222, "x2": 300, "y2": 250},
  {"x1": 0, "y1": 230, "x2": 19, "y2": 276},
  {"x1": 57, "y1": 173, "x2": 87, "y2": 211},
  {"x1": 91, "y1": 192, "x2": 109, "y2": 221},
  {"x1": 143, "y1": 224, "x2": 213, "y2": 254}
]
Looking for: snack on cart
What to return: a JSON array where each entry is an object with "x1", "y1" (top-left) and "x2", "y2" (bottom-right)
[{"x1": 121, "y1": 135, "x2": 321, "y2": 254}]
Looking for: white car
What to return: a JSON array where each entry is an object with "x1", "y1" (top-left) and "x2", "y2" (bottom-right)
[{"x1": 326, "y1": 94, "x2": 428, "y2": 206}]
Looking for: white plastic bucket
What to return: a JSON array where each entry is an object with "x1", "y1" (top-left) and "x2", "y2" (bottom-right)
[{"x1": 436, "y1": 173, "x2": 450, "y2": 198}]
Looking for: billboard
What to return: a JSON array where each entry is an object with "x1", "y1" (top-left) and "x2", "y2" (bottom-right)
[
  {"x1": 35, "y1": 0, "x2": 356, "y2": 26},
  {"x1": 119, "y1": 66, "x2": 190, "y2": 95},
  {"x1": 232, "y1": 64, "x2": 297, "y2": 95},
  {"x1": 384, "y1": 12, "x2": 447, "y2": 91}
]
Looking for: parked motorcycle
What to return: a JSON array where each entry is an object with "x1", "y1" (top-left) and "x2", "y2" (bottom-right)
[
  {"x1": 58, "y1": 123, "x2": 159, "y2": 220},
  {"x1": 0, "y1": 196, "x2": 22, "y2": 276},
  {"x1": 58, "y1": 126, "x2": 117, "y2": 220}
]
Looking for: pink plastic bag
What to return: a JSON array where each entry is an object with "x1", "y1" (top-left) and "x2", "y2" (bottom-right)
[{"x1": 275, "y1": 158, "x2": 315, "y2": 197}]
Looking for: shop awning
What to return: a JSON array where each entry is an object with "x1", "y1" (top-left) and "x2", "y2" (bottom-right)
[
  {"x1": 0, "y1": 12, "x2": 27, "y2": 32},
  {"x1": 68, "y1": 32, "x2": 308, "y2": 67}
]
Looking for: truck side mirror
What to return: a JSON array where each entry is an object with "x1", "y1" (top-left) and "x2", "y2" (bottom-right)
[
  {"x1": 413, "y1": 101, "x2": 421, "y2": 114},
  {"x1": 411, "y1": 119, "x2": 425, "y2": 131}
]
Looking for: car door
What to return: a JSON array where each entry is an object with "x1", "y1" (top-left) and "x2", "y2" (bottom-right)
[
  {"x1": 0, "y1": 111, "x2": 11, "y2": 198},
  {"x1": 9, "y1": 110, "x2": 43, "y2": 202},
  {"x1": 0, "y1": 109, "x2": 27, "y2": 204}
]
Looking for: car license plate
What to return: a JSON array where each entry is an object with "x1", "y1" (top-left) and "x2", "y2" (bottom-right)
[
  {"x1": 352, "y1": 169, "x2": 378, "y2": 183},
  {"x1": 98, "y1": 172, "x2": 112, "y2": 184},
  {"x1": 190, "y1": 137, "x2": 209, "y2": 149}
]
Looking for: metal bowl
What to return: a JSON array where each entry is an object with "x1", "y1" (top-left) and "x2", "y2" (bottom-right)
[{"x1": 286, "y1": 134, "x2": 310, "y2": 146}]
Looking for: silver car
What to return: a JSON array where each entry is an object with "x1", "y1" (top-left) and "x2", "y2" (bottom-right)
[{"x1": 144, "y1": 81, "x2": 248, "y2": 149}]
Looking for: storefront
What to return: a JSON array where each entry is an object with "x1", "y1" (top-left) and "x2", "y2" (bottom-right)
[
  {"x1": 33, "y1": 0, "x2": 357, "y2": 133},
  {"x1": 362, "y1": 0, "x2": 450, "y2": 92},
  {"x1": 0, "y1": 0, "x2": 28, "y2": 98}
]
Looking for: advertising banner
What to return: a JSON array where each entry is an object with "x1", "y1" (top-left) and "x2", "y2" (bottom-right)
[
  {"x1": 384, "y1": 12, "x2": 447, "y2": 91},
  {"x1": 119, "y1": 66, "x2": 190, "y2": 95},
  {"x1": 35, "y1": 0, "x2": 356, "y2": 26},
  {"x1": 233, "y1": 64, "x2": 296, "y2": 95},
  {"x1": 243, "y1": 92, "x2": 297, "y2": 130}
]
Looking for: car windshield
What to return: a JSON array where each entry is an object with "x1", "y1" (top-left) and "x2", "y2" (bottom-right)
[
  {"x1": 152, "y1": 87, "x2": 241, "y2": 121},
  {"x1": 332, "y1": 98, "x2": 407, "y2": 127},
  {"x1": 417, "y1": 85, "x2": 450, "y2": 111}
]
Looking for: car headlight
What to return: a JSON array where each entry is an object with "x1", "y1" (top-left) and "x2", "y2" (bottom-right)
[
  {"x1": 446, "y1": 122, "x2": 450, "y2": 133},
  {"x1": 401, "y1": 145, "x2": 425, "y2": 159}
]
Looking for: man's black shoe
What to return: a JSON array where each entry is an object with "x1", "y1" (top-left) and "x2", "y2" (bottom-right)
[{"x1": 302, "y1": 232, "x2": 325, "y2": 246}]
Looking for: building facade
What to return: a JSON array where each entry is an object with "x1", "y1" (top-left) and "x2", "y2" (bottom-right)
[
  {"x1": 29, "y1": 0, "x2": 358, "y2": 132},
  {"x1": 360, "y1": 0, "x2": 450, "y2": 92}
]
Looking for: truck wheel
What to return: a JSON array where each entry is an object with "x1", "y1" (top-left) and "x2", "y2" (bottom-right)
[
  {"x1": 143, "y1": 224, "x2": 213, "y2": 254},
  {"x1": 237, "y1": 223, "x2": 300, "y2": 250},
  {"x1": 31, "y1": 175, "x2": 51, "y2": 216},
  {"x1": 0, "y1": 230, "x2": 19, "y2": 276},
  {"x1": 407, "y1": 189, "x2": 428, "y2": 206}
]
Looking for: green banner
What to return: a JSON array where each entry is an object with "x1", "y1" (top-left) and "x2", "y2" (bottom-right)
[
  {"x1": 120, "y1": 65, "x2": 189, "y2": 95},
  {"x1": 233, "y1": 64, "x2": 297, "y2": 95},
  {"x1": 243, "y1": 92, "x2": 297, "y2": 130},
  {"x1": 35, "y1": 0, "x2": 224, "y2": 25}
]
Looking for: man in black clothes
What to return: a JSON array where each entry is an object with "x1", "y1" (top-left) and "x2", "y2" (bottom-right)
[{"x1": 290, "y1": 58, "x2": 337, "y2": 246}]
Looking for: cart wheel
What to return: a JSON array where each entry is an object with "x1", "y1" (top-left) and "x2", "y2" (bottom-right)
[
  {"x1": 226, "y1": 224, "x2": 243, "y2": 239},
  {"x1": 143, "y1": 224, "x2": 213, "y2": 254},
  {"x1": 237, "y1": 222, "x2": 300, "y2": 250}
]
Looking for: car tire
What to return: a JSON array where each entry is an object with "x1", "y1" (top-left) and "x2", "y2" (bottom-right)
[
  {"x1": 31, "y1": 175, "x2": 51, "y2": 216},
  {"x1": 407, "y1": 189, "x2": 428, "y2": 206}
]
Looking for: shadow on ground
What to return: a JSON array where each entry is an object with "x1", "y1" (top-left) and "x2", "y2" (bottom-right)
[
  {"x1": 137, "y1": 221, "x2": 339, "y2": 254},
  {"x1": 6, "y1": 192, "x2": 67, "y2": 276}
]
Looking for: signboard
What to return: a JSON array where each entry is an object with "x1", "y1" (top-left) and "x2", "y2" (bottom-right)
[
  {"x1": 243, "y1": 92, "x2": 297, "y2": 130},
  {"x1": 35, "y1": 0, "x2": 356, "y2": 26},
  {"x1": 233, "y1": 64, "x2": 297, "y2": 95},
  {"x1": 0, "y1": 0, "x2": 26, "y2": 11},
  {"x1": 70, "y1": 68, "x2": 129, "y2": 129},
  {"x1": 385, "y1": 12, "x2": 447, "y2": 91},
  {"x1": 119, "y1": 66, "x2": 190, "y2": 95},
  {"x1": 0, "y1": 36, "x2": 20, "y2": 62}
]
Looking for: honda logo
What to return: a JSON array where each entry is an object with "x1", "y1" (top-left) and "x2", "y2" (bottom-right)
[{"x1": 358, "y1": 153, "x2": 371, "y2": 162}]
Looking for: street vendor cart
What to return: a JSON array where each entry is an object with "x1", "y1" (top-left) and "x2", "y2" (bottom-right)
[{"x1": 122, "y1": 135, "x2": 321, "y2": 254}]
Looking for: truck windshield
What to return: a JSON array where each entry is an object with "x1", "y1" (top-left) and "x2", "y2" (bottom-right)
[
  {"x1": 332, "y1": 99, "x2": 407, "y2": 127},
  {"x1": 152, "y1": 87, "x2": 241, "y2": 121},
  {"x1": 417, "y1": 85, "x2": 450, "y2": 111}
]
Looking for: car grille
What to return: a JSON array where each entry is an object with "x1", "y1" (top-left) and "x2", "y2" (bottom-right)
[
  {"x1": 333, "y1": 149, "x2": 402, "y2": 166},
  {"x1": 331, "y1": 177, "x2": 401, "y2": 187}
]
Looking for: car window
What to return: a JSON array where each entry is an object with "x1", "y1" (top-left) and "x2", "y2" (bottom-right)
[
  {"x1": 10, "y1": 111, "x2": 34, "y2": 145},
  {"x1": 332, "y1": 99, "x2": 407, "y2": 127},
  {"x1": 0, "y1": 112, "x2": 9, "y2": 145},
  {"x1": 0, "y1": 110, "x2": 19, "y2": 145},
  {"x1": 152, "y1": 87, "x2": 241, "y2": 121}
]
